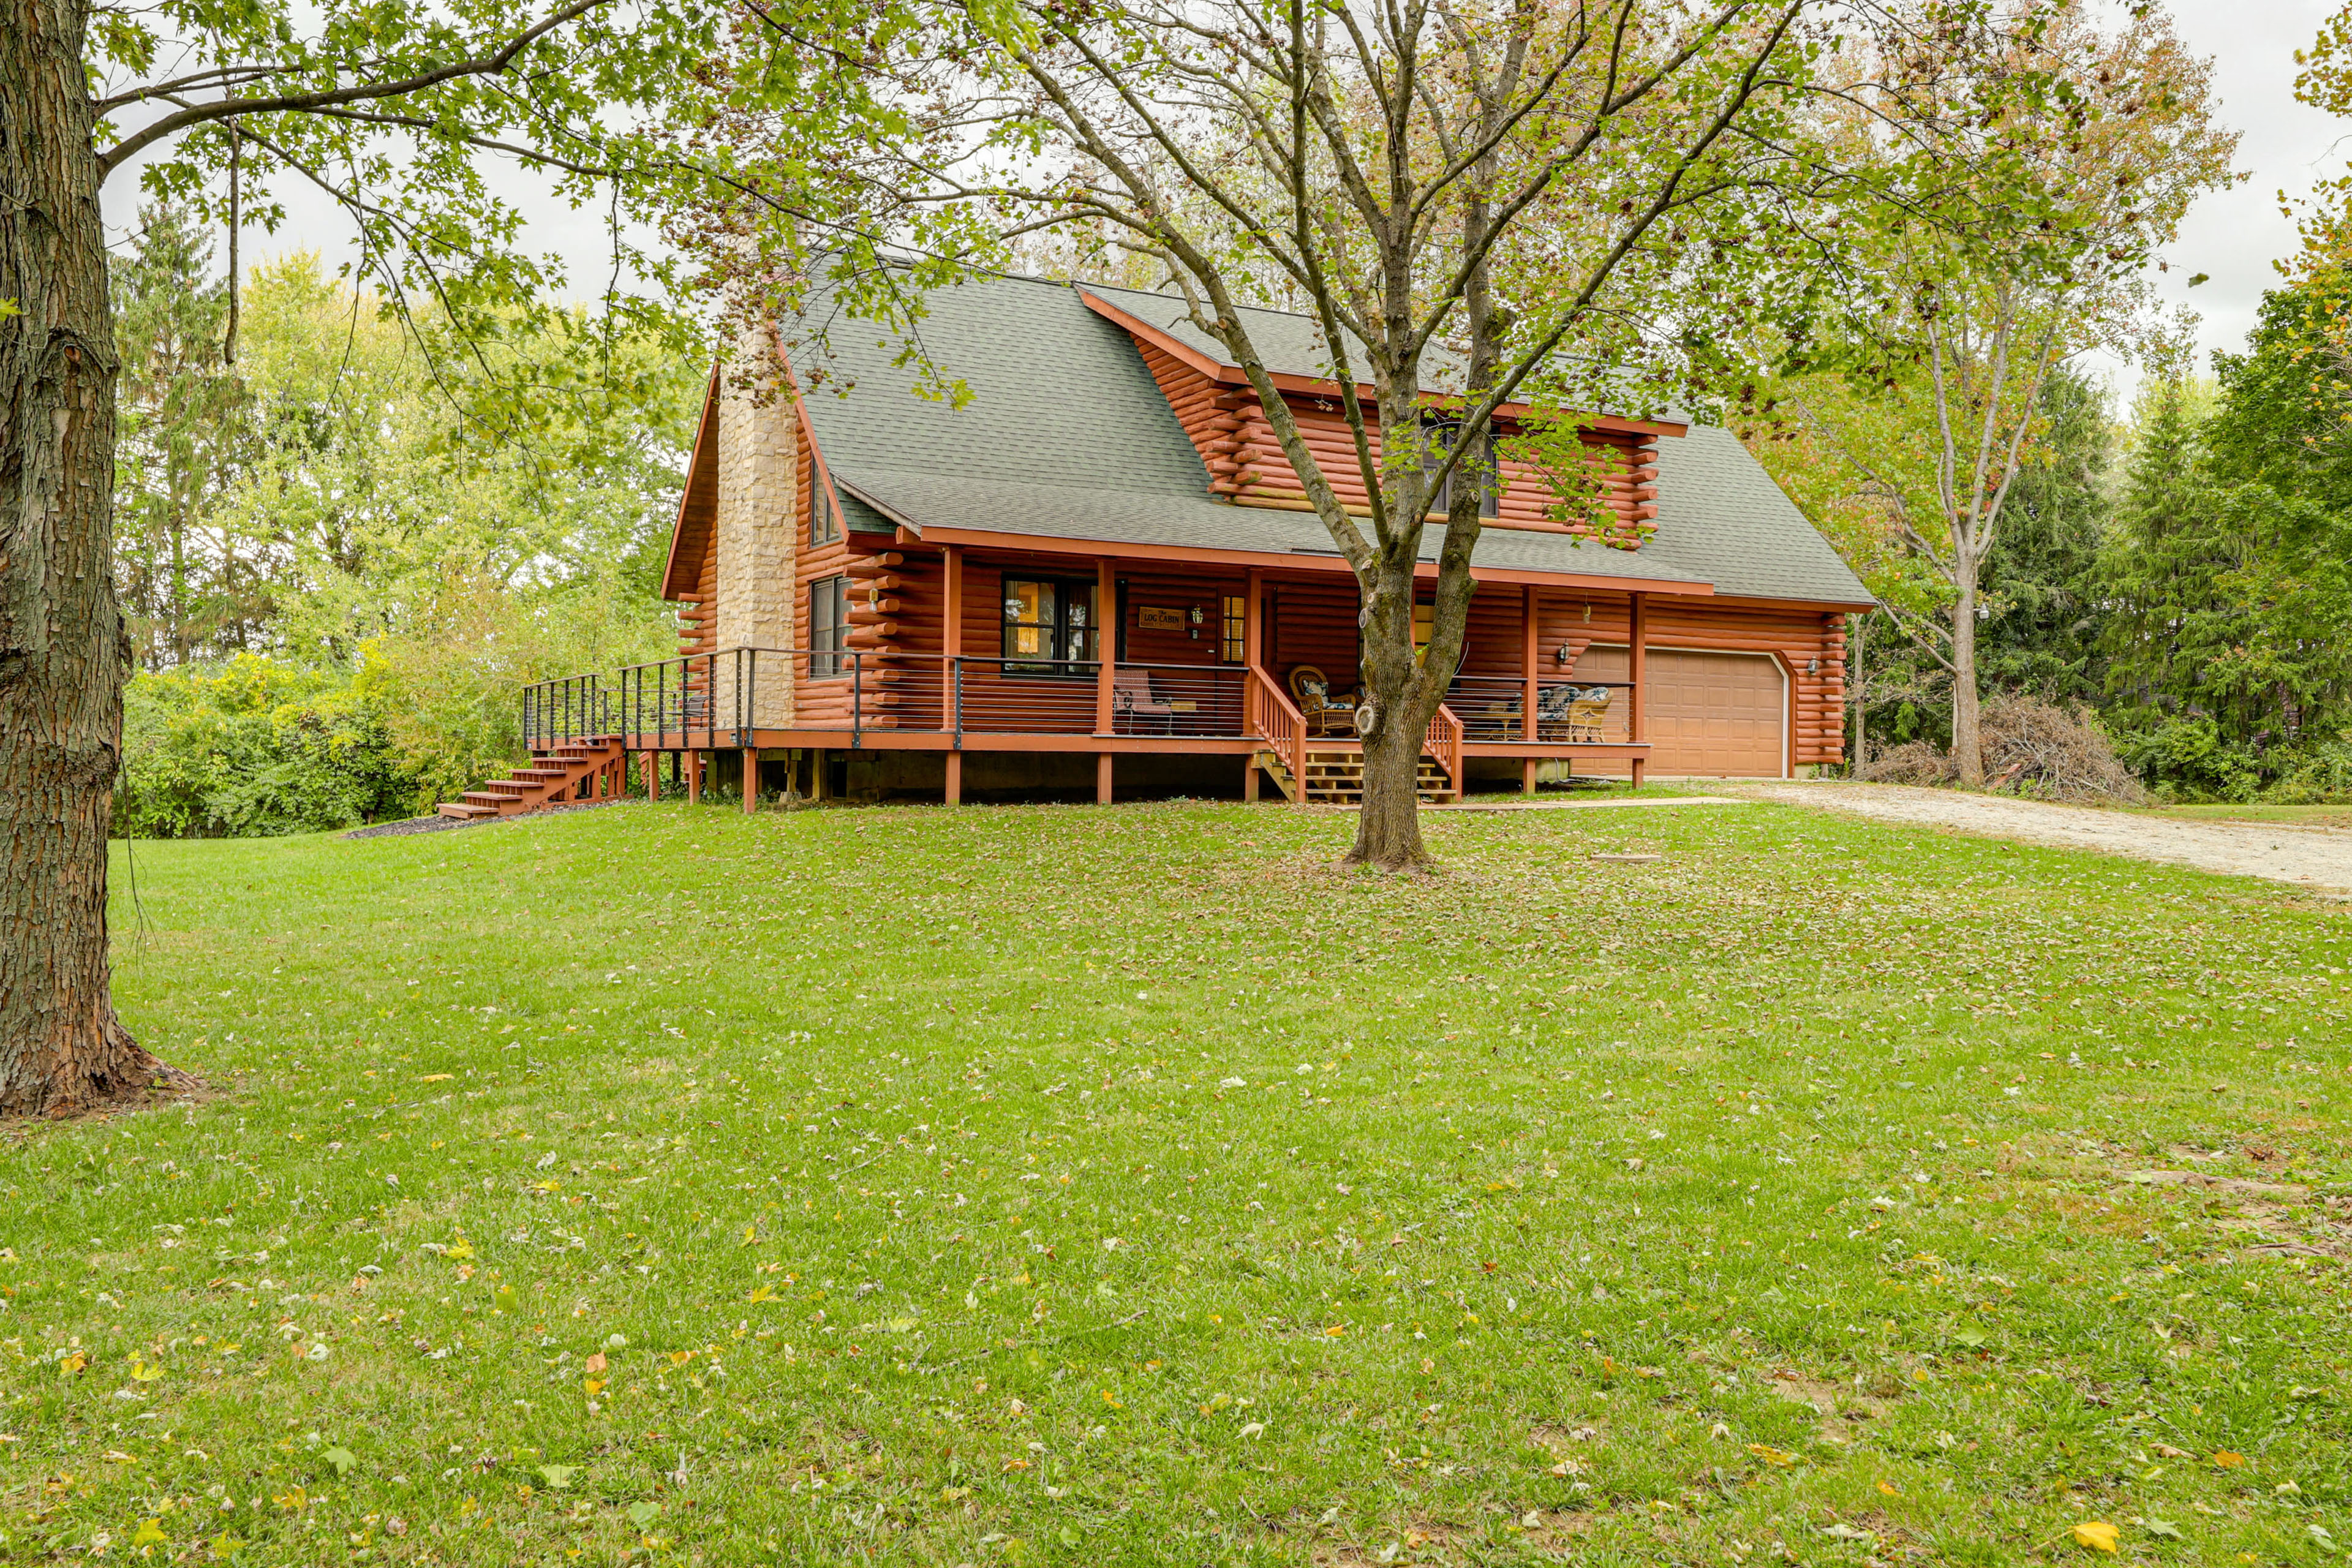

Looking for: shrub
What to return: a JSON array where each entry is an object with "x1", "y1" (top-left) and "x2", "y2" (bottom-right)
[
  {"x1": 2111, "y1": 714, "x2": 2265, "y2": 802},
  {"x1": 118, "y1": 658, "x2": 416, "y2": 837},
  {"x1": 2265, "y1": 738, "x2": 2352, "y2": 804}
]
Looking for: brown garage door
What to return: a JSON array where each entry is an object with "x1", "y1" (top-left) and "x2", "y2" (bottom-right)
[{"x1": 1570, "y1": 646, "x2": 1785, "y2": 777}]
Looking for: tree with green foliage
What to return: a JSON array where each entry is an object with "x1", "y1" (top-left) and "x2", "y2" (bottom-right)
[
  {"x1": 2, "y1": 0, "x2": 946, "y2": 1115},
  {"x1": 1744, "y1": 0, "x2": 2233, "y2": 784},
  {"x1": 2101, "y1": 296, "x2": 2352, "y2": 797}
]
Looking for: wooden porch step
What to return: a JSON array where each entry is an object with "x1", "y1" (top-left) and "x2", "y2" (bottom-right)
[{"x1": 436, "y1": 736, "x2": 629, "y2": 820}]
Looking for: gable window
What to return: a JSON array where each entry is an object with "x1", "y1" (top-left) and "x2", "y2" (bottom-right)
[
  {"x1": 1002, "y1": 577, "x2": 1098, "y2": 674},
  {"x1": 1221, "y1": 594, "x2": 1247, "y2": 664},
  {"x1": 808, "y1": 452, "x2": 841, "y2": 545},
  {"x1": 810, "y1": 575, "x2": 850, "y2": 676},
  {"x1": 1420, "y1": 415, "x2": 1499, "y2": 518}
]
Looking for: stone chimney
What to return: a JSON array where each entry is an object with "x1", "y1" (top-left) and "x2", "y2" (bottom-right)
[{"x1": 710, "y1": 361, "x2": 798, "y2": 728}]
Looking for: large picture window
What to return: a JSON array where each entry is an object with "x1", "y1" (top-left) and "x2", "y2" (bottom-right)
[
  {"x1": 810, "y1": 575, "x2": 850, "y2": 677},
  {"x1": 1002, "y1": 577, "x2": 1098, "y2": 674}
]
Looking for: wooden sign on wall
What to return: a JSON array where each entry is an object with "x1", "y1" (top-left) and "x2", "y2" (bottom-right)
[{"x1": 1136, "y1": 606, "x2": 1189, "y2": 632}]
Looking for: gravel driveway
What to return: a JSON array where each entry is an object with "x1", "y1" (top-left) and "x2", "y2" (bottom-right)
[{"x1": 1720, "y1": 780, "x2": 2352, "y2": 896}]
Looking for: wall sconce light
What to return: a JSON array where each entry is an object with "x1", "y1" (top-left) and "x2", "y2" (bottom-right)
[
  {"x1": 1189, "y1": 606, "x2": 1205, "y2": 624},
  {"x1": 1555, "y1": 645, "x2": 1570, "y2": 666},
  {"x1": 1807, "y1": 657, "x2": 1820, "y2": 676}
]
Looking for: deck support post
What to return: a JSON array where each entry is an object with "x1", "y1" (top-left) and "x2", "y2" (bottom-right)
[
  {"x1": 813, "y1": 748, "x2": 832, "y2": 802},
  {"x1": 1629, "y1": 592, "x2": 1648, "y2": 786},
  {"x1": 685, "y1": 750, "x2": 701, "y2": 805},
  {"x1": 1243, "y1": 756, "x2": 1259, "y2": 802},
  {"x1": 643, "y1": 753, "x2": 659, "y2": 804},
  {"x1": 741, "y1": 748, "x2": 758, "y2": 813},
  {"x1": 1096, "y1": 753, "x2": 1114, "y2": 805},
  {"x1": 944, "y1": 752, "x2": 962, "y2": 807},
  {"x1": 1522, "y1": 758, "x2": 1538, "y2": 796}
]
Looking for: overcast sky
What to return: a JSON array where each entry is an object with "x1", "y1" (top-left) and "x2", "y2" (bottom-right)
[{"x1": 105, "y1": 0, "x2": 2352, "y2": 416}]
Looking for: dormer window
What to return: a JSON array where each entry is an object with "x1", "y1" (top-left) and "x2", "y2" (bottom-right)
[
  {"x1": 1420, "y1": 413, "x2": 1499, "y2": 518},
  {"x1": 809, "y1": 452, "x2": 842, "y2": 545}
]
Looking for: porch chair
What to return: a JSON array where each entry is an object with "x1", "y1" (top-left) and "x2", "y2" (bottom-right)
[
  {"x1": 1287, "y1": 665, "x2": 1357, "y2": 737},
  {"x1": 1566, "y1": 685, "x2": 1613, "y2": 742},
  {"x1": 1113, "y1": 665, "x2": 1177, "y2": 734}
]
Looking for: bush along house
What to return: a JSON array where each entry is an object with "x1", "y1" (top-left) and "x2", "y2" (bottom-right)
[{"x1": 440, "y1": 273, "x2": 1871, "y2": 818}]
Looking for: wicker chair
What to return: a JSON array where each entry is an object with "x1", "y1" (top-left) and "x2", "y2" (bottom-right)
[{"x1": 1287, "y1": 665, "x2": 1358, "y2": 737}]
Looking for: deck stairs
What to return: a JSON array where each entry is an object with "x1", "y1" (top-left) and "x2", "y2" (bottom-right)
[
  {"x1": 437, "y1": 736, "x2": 628, "y2": 820},
  {"x1": 1256, "y1": 745, "x2": 1453, "y2": 805}
]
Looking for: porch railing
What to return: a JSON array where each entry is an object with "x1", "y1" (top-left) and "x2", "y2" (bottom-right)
[
  {"x1": 604, "y1": 649, "x2": 1263, "y2": 748},
  {"x1": 521, "y1": 673, "x2": 615, "y2": 752},
  {"x1": 537, "y1": 649, "x2": 1624, "y2": 783},
  {"x1": 1425, "y1": 704, "x2": 1464, "y2": 797},
  {"x1": 1244, "y1": 666, "x2": 1308, "y2": 783},
  {"x1": 1444, "y1": 674, "x2": 1636, "y2": 745}
]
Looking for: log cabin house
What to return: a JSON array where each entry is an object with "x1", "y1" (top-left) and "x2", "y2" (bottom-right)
[{"x1": 442, "y1": 273, "x2": 1870, "y2": 818}]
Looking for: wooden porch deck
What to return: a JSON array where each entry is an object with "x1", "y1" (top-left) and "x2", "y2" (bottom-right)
[{"x1": 469, "y1": 644, "x2": 1654, "y2": 815}]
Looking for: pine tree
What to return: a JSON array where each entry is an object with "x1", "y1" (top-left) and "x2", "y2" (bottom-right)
[{"x1": 111, "y1": 203, "x2": 262, "y2": 666}]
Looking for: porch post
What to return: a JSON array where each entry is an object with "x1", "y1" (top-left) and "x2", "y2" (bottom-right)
[
  {"x1": 1095, "y1": 555, "x2": 1115, "y2": 734},
  {"x1": 943, "y1": 544, "x2": 963, "y2": 654},
  {"x1": 944, "y1": 545, "x2": 964, "y2": 805},
  {"x1": 813, "y1": 748, "x2": 831, "y2": 802},
  {"x1": 1096, "y1": 753, "x2": 1114, "y2": 805},
  {"x1": 643, "y1": 753, "x2": 659, "y2": 804},
  {"x1": 1243, "y1": 760, "x2": 1259, "y2": 802},
  {"x1": 685, "y1": 750, "x2": 701, "y2": 805},
  {"x1": 742, "y1": 748, "x2": 758, "y2": 813},
  {"x1": 1244, "y1": 567, "x2": 1262, "y2": 666},
  {"x1": 1629, "y1": 592, "x2": 1648, "y2": 787},
  {"x1": 1521, "y1": 585, "x2": 1539, "y2": 741}
]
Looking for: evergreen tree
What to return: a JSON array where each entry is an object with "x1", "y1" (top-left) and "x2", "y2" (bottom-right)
[
  {"x1": 1975, "y1": 369, "x2": 2112, "y2": 702},
  {"x1": 111, "y1": 203, "x2": 264, "y2": 666},
  {"x1": 2098, "y1": 303, "x2": 2352, "y2": 794}
]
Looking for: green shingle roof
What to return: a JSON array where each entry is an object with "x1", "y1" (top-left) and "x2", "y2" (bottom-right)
[{"x1": 788, "y1": 272, "x2": 1871, "y2": 606}]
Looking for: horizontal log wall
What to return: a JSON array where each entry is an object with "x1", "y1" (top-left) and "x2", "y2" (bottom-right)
[{"x1": 1126, "y1": 334, "x2": 1657, "y2": 539}]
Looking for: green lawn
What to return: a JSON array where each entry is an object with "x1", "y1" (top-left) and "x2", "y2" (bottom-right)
[{"x1": 6, "y1": 798, "x2": 2351, "y2": 1567}]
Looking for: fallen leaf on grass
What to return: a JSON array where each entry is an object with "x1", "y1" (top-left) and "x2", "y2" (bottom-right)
[
  {"x1": 1747, "y1": 1444, "x2": 1798, "y2": 1467},
  {"x1": 2142, "y1": 1520, "x2": 2184, "y2": 1540},
  {"x1": 2211, "y1": 1450, "x2": 2244, "y2": 1469},
  {"x1": 584, "y1": 1351, "x2": 606, "y2": 1375},
  {"x1": 2071, "y1": 1521, "x2": 2119, "y2": 1554}
]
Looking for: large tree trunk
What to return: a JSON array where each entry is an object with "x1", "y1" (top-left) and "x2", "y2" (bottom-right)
[
  {"x1": 1949, "y1": 569, "x2": 1983, "y2": 788},
  {"x1": 1349, "y1": 720, "x2": 1428, "y2": 870},
  {"x1": 1, "y1": 0, "x2": 170, "y2": 1116},
  {"x1": 1344, "y1": 554, "x2": 1439, "y2": 871}
]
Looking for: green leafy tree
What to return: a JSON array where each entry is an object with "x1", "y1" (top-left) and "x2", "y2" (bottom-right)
[
  {"x1": 1749, "y1": 0, "x2": 2234, "y2": 784},
  {"x1": 1, "y1": 0, "x2": 940, "y2": 1114}
]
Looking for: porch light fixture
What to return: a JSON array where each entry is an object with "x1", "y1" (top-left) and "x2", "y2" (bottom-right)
[
  {"x1": 1189, "y1": 606, "x2": 1205, "y2": 624},
  {"x1": 1807, "y1": 657, "x2": 1820, "y2": 675},
  {"x1": 1555, "y1": 645, "x2": 1570, "y2": 666}
]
